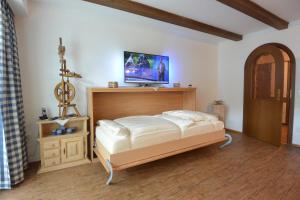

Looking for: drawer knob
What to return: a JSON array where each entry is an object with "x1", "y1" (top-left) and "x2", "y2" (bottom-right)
[
  {"x1": 52, "y1": 144, "x2": 55, "y2": 147},
  {"x1": 52, "y1": 153, "x2": 55, "y2": 156}
]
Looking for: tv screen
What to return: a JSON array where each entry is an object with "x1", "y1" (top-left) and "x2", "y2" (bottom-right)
[{"x1": 124, "y1": 51, "x2": 169, "y2": 84}]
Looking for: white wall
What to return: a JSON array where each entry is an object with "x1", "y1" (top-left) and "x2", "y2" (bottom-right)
[
  {"x1": 218, "y1": 20, "x2": 300, "y2": 145},
  {"x1": 8, "y1": 0, "x2": 28, "y2": 16},
  {"x1": 15, "y1": 0, "x2": 219, "y2": 161}
]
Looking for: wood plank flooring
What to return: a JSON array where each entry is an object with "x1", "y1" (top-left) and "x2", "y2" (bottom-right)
[{"x1": 1, "y1": 134, "x2": 300, "y2": 200}]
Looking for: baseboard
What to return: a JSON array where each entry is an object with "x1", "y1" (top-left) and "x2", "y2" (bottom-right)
[
  {"x1": 225, "y1": 128, "x2": 242, "y2": 134},
  {"x1": 292, "y1": 144, "x2": 300, "y2": 148}
]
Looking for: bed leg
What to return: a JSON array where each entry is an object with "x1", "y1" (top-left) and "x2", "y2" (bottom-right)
[
  {"x1": 105, "y1": 159, "x2": 113, "y2": 185},
  {"x1": 219, "y1": 133, "x2": 232, "y2": 149}
]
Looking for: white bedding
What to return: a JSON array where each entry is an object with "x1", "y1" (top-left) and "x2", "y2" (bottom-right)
[
  {"x1": 96, "y1": 113, "x2": 224, "y2": 154},
  {"x1": 163, "y1": 110, "x2": 219, "y2": 122},
  {"x1": 115, "y1": 116, "x2": 181, "y2": 149},
  {"x1": 159, "y1": 114, "x2": 224, "y2": 137},
  {"x1": 96, "y1": 126, "x2": 130, "y2": 154},
  {"x1": 183, "y1": 121, "x2": 224, "y2": 138},
  {"x1": 98, "y1": 120, "x2": 129, "y2": 136},
  {"x1": 159, "y1": 114, "x2": 194, "y2": 132}
]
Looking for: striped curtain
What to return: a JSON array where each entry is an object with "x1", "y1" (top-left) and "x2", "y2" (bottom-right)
[{"x1": 0, "y1": 0, "x2": 27, "y2": 189}]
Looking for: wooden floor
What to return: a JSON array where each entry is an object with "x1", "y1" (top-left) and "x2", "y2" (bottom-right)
[{"x1": 1, "y1": 134, "x2": 300, "y2": 200}]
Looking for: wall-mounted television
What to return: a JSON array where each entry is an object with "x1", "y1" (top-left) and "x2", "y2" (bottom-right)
[{"x1": 124, "y1": 51, "x2": 169, "y2": 84}]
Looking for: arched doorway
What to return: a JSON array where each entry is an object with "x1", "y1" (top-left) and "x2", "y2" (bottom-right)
[{"x1": 243, "y1": 43, "x2": 295, "y2": 146}]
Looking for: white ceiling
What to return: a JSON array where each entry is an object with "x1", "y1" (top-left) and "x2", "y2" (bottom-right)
[
  {"x1": 134, "y1": 0, "x2": 300, "y2": 43},
  {"x1": 16, "y1": 0, "x2": 300, "y2": 44}
]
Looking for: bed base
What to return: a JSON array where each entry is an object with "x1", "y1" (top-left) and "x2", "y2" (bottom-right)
[{"x1": 95, "y1": 130, "x2": 232, "y2": 185}]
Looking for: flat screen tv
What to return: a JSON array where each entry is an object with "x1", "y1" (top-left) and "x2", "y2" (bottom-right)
[{"x1": 124, "y1": 51, "x2": 169, "y2": 84}]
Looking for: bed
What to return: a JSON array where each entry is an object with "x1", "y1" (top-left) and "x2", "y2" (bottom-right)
[
  {"x1": 88, "y1": 87, "x2": 232, "y2": 185},
  {"x1": 96, "y1": 115, "x2": 181, "y2": 153}
]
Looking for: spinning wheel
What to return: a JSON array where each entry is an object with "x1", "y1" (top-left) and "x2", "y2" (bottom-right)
[
  {"x1": 54, "y1": 38, "x2": 81, "y2": 119},
  {"x1": 54, "y1": 82, "x2": 76, "y2": 103}
]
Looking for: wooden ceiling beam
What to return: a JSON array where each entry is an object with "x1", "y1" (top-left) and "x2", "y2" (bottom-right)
[
  {"x1": 217, "y1": 0, "x2": 289, "y2": 30},
  {"x1": 83, "y1": 0, "x2": 242, "y2": 41}
]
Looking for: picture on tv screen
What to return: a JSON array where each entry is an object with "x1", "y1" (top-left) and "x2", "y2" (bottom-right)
[{"x1": 124, "y1": 51, "x2": 169, "y2": 84}]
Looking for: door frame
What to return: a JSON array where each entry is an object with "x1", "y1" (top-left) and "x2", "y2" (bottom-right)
[{"x1": 243, "y1": 43, "x2": 296, "y2": 144}]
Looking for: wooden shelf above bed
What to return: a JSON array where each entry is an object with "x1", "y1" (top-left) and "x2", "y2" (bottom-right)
[
  {"x1": 89, "y1": 87, "x2": 196, "y2": 93},
  {"x1": 87, "y1": 87, "x2": 197, "y2": 161}
]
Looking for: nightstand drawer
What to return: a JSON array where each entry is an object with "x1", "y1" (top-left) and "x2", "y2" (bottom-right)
[
  {"x1": 44, "y1": 149, "x2": 60, "y2": 159},
  {"x1": 44, "y1": 140, "x2": 59, "y2": 150},
  {"x1": 44, "y1": 157, "x2": 60, "y2": 167}
]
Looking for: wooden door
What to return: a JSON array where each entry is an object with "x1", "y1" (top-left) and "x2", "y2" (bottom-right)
[
  {"x1": 61, "y1": 136, "x2": 84, "y2": 163},
  {"x1": 243, "y1": 45, "x2": 284, "y2": 146}
]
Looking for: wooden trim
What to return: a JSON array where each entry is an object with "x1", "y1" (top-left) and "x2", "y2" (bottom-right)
[
  {"x1": 225, "y1": 128, "x2": 242, "y2": 134},
  {"x1": 114, "y1": 137, "x2": 224, "y2": 170},
  {"x1": 217, "y1": 0, "x2": 288, "y2": 30},
  {"x1": 83, "y1": 0, "x2": 242, "y2": 41},
  {"x1": 93, "y1": 147, "x2": 109, "y2": 173},
  {"x1": 37, "y1": 116, "x2": 89, "y2": 125},
  {"x1": 273, "y1": 44, "x2": 296, "y2": 145},
  {"x1": 88, "y1": 88, "x2": 95, "y2": 161}
]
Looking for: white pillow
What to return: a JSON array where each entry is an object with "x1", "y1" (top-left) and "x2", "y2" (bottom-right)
[
  {"x1": 200, "y1": 112, "x2": 219, "y2": 122},
  {"x1": 163, "y1": 110, "x2": 218, "y2": 122},
  {"x1": 163, "y1": 110, "x2": 206, "y2": 122},
  {"x1": 98, "y1": 120, "x2": 130, "y2": 136}
]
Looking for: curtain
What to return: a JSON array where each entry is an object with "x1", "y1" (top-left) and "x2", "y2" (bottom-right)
[
  {"x1": 0, "y1": 0, "x2": 27, "y2": 189},
  {"x1": 0, "y1": 113, "x2": 10, "y2": 189}
]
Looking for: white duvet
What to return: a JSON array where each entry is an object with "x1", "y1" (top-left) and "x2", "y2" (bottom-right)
[
  {"x1": 98, "y1": 120, "x2": 129, "y2": 136},
  {"x1": 96, "y1": 126, "x2": 130, "y2": 154},
  {"x1": 183, "y1": 120, "x2": 224, "y2": 138},
  {"x1": 96, "y1": 111, "x2": 224, "y2": 154},
  {"x1": 159, "y1": 113, "x2": 224, "y2": 137},
  {"x1": 159, "y1": 114, "x2": 194, "y2": 131},
  {"x1": 114, "y1": 116, "x2": 181, "y2": 149}
]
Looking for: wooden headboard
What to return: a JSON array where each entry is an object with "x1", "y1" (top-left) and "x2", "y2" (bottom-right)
[{"x1": 87, "y1": 87, "x2": 196, "y2": 161}]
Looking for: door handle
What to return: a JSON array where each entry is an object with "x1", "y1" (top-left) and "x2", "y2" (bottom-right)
[{"x1": 277, "y1": 89, "x2": 281, "y2": 101}]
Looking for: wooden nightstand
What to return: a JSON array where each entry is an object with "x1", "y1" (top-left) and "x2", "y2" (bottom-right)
[
  {"x1": 37, "y1": 116, "x2": 90, "y2": 173},
  {"x1": 212, "y1": 104, "x2": 226, "y2": 125}
]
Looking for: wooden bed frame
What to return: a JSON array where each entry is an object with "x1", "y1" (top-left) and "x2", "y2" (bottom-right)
[{"x1": 87, "y1": 87, "x2": 232, "y2": 185}]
